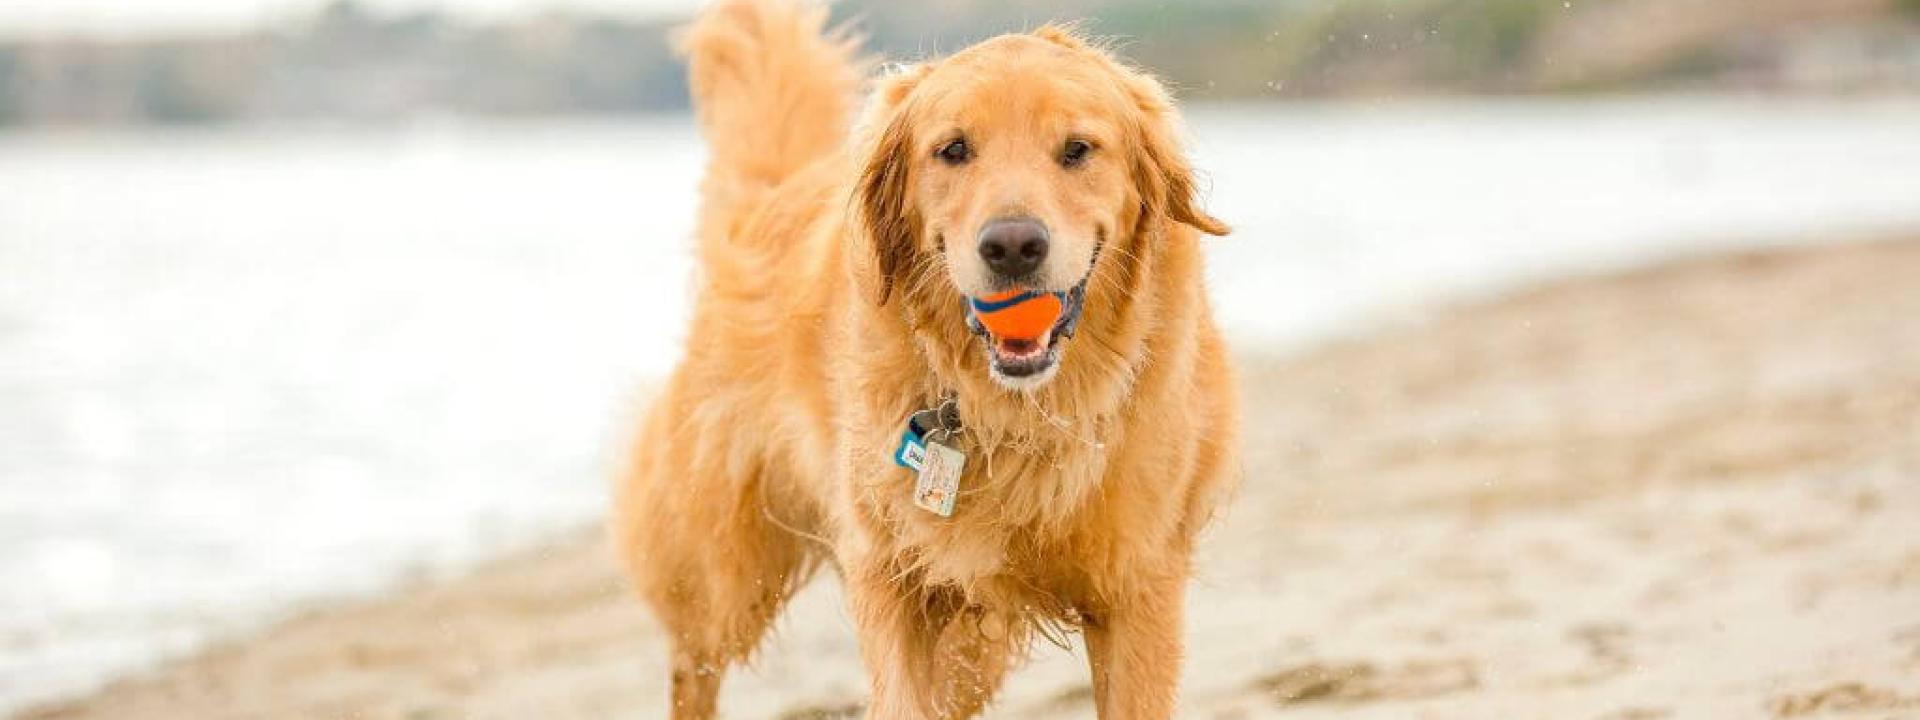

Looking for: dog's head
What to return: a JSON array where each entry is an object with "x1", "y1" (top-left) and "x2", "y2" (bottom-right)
[{"x1": 854, "y1": 27, "x2": 1227, "y2": 391}]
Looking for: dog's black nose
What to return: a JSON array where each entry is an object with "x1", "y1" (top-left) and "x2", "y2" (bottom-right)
[{"x1": 977, "y1": 218, "x2": 1049, "y2": 280}]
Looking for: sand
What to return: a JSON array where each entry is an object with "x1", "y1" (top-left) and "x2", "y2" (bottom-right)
[{"x1": 19, "y1": 237, "x2": 1920, "y2": 720}]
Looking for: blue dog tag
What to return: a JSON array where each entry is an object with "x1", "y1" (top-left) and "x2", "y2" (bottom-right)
[{"x1": 894, "y1": 411, "x2": 934, "y2": 471}]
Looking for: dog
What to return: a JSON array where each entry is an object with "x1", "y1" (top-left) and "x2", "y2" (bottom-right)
[{"x1": 612, "y1": 1, "x2": 1239, "y2": 717}]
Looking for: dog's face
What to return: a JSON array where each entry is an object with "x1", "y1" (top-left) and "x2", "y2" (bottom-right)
[{"x1": 857, "y1": 29, "x2": 1227, "y2": 390}]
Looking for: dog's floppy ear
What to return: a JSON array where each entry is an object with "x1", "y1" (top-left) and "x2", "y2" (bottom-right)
[
  {"x1": 852, "y1": 64, "x2": 932, "y2": 305},
  {"x1": 1124, "y1": 74, "x2": 1230, "y2": 237}
]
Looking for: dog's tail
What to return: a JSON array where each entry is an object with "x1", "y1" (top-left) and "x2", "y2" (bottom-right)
[{"x1": 679, "y1": 0, "x2": 863, "y2": 255}]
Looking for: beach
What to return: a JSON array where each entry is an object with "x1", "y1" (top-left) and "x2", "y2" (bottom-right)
[
  {"x1": 7, "y1": 101, "x2": 1918, "y2": 714},
  {"x1": 21, "y1": 235, "x2": 1920, "y2": 720}
]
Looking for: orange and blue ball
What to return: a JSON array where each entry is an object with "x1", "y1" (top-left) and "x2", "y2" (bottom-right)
[{"x1": 968, "y1": 289, "x2": 1067, "y2": 341}]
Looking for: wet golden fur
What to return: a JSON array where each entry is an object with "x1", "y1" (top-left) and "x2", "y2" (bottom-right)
[{"x1": 612, "y1": 1, "x2": 1239, "y2": 717}]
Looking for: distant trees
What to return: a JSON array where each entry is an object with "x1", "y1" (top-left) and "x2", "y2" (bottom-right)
[
  {"x1": 0, "y1": 0, "x2": 1913, "y2": 127},
  {"x1": 0, "y1": 1, "x2": 685, "y2": 126}
]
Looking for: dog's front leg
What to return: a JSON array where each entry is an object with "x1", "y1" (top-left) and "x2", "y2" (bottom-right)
[
  {"x1": 847, "y1": 570, "x2": 940, "y2": 719},
  {"x1": 1084, "y1": 573, "x2": 1186, "y2": 720},
  {"x1": 847, "y1": 571, "x2": 1014, "y2": 719}
]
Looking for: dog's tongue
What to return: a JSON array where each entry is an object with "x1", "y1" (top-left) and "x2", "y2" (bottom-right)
[{"x1": 994, "y1": 333, "x2": 1050, "y2": 360}]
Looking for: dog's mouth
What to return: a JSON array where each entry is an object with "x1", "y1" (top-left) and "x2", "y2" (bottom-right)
[{"x1": 966, "y1": 283, "x2": 1086, "y2": 385}]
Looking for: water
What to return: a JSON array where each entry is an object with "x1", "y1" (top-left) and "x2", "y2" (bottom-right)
[{"x1": 1, "y1": 98, "x2": 1917, "y2": 713}]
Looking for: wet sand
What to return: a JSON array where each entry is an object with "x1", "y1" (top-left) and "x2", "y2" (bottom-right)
[{"x1": 21, "y1": 237, "x2": 1920, "y2": 720}]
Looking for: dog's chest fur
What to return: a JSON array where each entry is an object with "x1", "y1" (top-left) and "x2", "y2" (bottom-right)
[{"x1": 871, "y1": 418, "x2": 1132, "y2": 609}]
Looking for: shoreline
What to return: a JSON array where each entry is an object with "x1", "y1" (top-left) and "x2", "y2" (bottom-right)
[{"x1": 20, "y1": 236, "x2": 1920, "y2": 719}]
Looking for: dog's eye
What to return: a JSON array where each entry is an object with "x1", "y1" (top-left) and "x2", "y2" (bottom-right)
[
  {"x1": 936, "y1": 138, "x2": 971, "y2": 165},
  {"x1": 1060, "y1": 139, "x2": 1093, "y2": 168}
]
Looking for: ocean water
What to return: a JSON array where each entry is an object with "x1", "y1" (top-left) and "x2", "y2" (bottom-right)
[{"x1": 2, "y1": 98, "x2": 1918, "y2": 713}]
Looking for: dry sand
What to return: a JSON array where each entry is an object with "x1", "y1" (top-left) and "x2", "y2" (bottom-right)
[{"x1": 20, "y1": 237, "x2": 1920, "y2": 720}]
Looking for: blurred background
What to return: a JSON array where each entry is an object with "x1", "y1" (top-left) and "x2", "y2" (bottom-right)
[
  {"x1": 6, "y1": 0, "x2": 1920, "y2": 122},
  {"x1": 3, "y1": 1, "x2": 1919, "y2": 717}
]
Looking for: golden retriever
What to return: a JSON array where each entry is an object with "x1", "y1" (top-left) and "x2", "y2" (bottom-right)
[{"x1": 613, "y1": 1, "x2": 1238, "y2": 717}]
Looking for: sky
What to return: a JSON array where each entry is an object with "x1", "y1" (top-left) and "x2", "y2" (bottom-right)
[{"x1": 0, "y1": 0, "x2": 702, "y2": 38}]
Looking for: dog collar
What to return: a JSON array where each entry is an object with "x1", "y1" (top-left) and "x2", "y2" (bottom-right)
[{"x1": 893, "y1": 396, "x2": 961, "y2": 470}]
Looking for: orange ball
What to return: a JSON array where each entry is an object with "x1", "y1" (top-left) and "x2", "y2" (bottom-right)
[{"x1": 969, "y1": 290, "x2": 1064, "y2": 341}]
